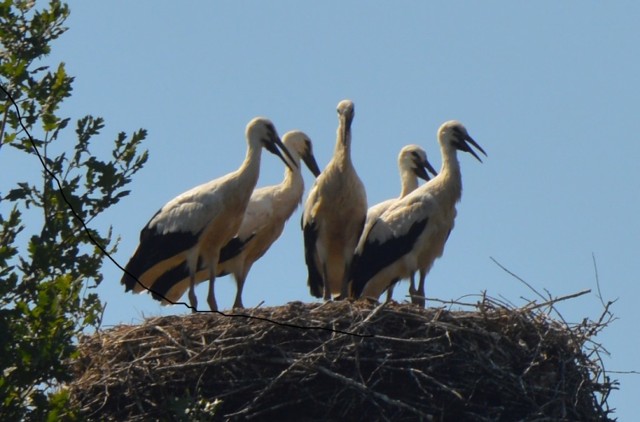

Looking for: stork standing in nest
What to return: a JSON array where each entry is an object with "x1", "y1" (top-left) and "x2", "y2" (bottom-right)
[
  {"x1": 146, "y1": 131, "x2": 321, "y2": 309},
  {"x1": 302, "y1": 99, "x2": 367, "y2": 300},
  {"x1": 350, "y1": 120, "x2": 486, "y2": 302},
  {"x1": 121, "y1": 117, "x2": 295, "y2": 312},
  {"x1": 370, "y1": 145, "x2": 438, "y2": 304}
]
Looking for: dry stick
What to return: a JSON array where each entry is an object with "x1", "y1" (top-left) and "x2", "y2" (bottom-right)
[
  {"x1": 408, "y1": 368, "x2": 433, "y2": 399},
  {"x1": 490, "y1": 257, "x2": 576, "y2": 330},
  {"x1": 592, "y1": 252, "x2": 607, "y2": 308},
  {"x1": 151, "y1": 325, "x2": 196, "y2": 358},
  {"x1": 315, "y1": 365, "x2": 431, "y2": 419},
  {"x1": 355, "y1": 300, "x2": 388, "y2": 327},
  {"x1": 524, "y1": 289, "x2": 592, "y2": 311},
  {"x1": 488, "y1": 257, "x2": 613, "y2": 408},
  {"x1": 409, "y1": 368, "x2": 464, "y2": 401},
  {"x1": 229, "y1": 334, "x2": 338, "y2": 418},
  {"x1": 605, "y1": 370, "x2": 640, "y2": 375},
  {"x1": 490, "y1": 257, "x2": 547, "y2": 302},
  {"x1": 243, "y1": 396, "x2": 319, "y2": 420}
]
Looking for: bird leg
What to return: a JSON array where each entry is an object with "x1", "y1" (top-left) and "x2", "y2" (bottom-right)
[
  {"x1": 232, "y1": 272, "x2": 247, "y2": 309},
  {"x1": 409, "y1": 272, "x2": 417, "y2": 303},
  {"x1": 338, "y1": 262, "x2": 351, "y2": 300},
  {"x1": 207, "y1": 263, "x2": 218, "y2": 312},
  {"x1": 322, "y1": 264, "x2": 332, "y2": 301},
  {"x1": 188, "y1": 273, "x2": 198, "y2": 313},
  {"x1": 411, "y1": 269, "x2": 427, "y2": 308},
  {"x1": 385, "y1": 284, "x2": 394, "y2": 303},
  {"x1": 385, "y1": 278, "x2": 401, "y2": 303}
]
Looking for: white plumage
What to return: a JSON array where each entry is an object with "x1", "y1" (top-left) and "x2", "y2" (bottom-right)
[
  {"x1": 121, "y1": 117, "x2": 295, "y2": 312},
  {"x1": 147, "y1": 131, "x2": 321, "y2": 309},
  {"x1": 350, "y1": 120, "x2": 486, "y2": 302},
  {"x1": 302, "y1": 99, "x2": 367, "y2": 300},
  {"x1": 368, "y1": 145, "x2": 438, "y2": 305}
]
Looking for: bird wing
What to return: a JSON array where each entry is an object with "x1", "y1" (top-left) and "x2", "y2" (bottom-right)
[
  {"x1": 152, "y1": 179, "x2": 227, "y2": 235},
  {"x1": 358, "y1": 198, "x2": 394, "y2": 249},
  {"x1": 302, "y1": 185, "x2": 324, "y2": 298},
  {"x1": 236, "y1": 187, "x2": 276, "y2": 239},
  {"x1": 121, "y1": 207, "x2": 204, "y2": 293},
  {"x1": 350, "y1": 194, "x2": 433, "y2": 298},
  {"x1": 216, "y1": 188, "x2": 276, "y2": 267},
  {"x1": 147, "y1": 261, "x2": 192, "y2": 303},
  {"x1": 121, "y1": 181, "x2": 225, "y2": 293},
  {"x1": 146, "y1": 187, "x2": 279, "y2": 303},
  {"x1": 303, "y1": 219, "x2": 323, "y2": 298}
]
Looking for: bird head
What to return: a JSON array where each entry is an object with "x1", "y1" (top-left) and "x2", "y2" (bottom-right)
[
  {"x1": 337, "y1": 99, "x2": 355, "y2": 127},
  {"x1": 336, "y1": 99, "x2": 355, "y2": 148},
  {"x1": 398, "y1": 144, "x2": 438, "y2": 181},
  {"x1": 246, "y1": 117, "x2": 297, "y2": 170},
  {"x1": 282, "y1": 130, "x2": 322, "y2": 177},
  {"x1": 437, "y1": 120, "x2": 487, "y2": 162}
]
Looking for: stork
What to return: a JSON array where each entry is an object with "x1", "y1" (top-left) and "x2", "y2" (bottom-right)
[
  {"x1": 302, "y1": 99, "x2": 367, "y2": 300},
  {"x1": 369, "y1": 145, "x2": 438, "y2": 304},
  {"x1": 121, "y1": 117, "x2": 295, "y2": 312},
  {"x1": 350, "y1": 120, "x2": 486, "y2": 302},
  {"x1": 143, "y1": 131, "x2": 322, "y2": 309}
]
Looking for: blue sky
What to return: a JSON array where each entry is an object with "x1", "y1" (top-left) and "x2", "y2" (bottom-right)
[{"x1": 4, "y1": 1, "x2": 639, "y2": 418}]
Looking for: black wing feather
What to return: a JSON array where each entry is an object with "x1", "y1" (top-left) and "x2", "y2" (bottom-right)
[
  {"x1": 120, "y1": 212, "x2": 201, "y2": 292},
  {"x1": 303, "y1": 220, "x2": 323, "y2": 298},
  {"x1": 149, "y1": 261, "x2": 193, "y2": 302},
  {"x1": 219, "y1": 233, "x2": 255, "y2": 264},
  {"x1": 350, "y1": 217, "x2": 428, "y2": 298},
  {"x1": 146, "y1": 234, "x2": 256, "y2": 302}
]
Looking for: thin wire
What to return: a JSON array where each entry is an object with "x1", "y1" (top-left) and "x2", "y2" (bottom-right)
[{"x1": 0, "y1": 82, "x2": 371, "y2": 338}]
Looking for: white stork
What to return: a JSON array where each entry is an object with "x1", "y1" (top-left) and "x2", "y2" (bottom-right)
[
  {"x1": 350, "y1": 120, "x2": 486, "y2": 302},
  {"x1": 144, "y1": 131, "x2": 321, "y2": 309},
  {"x1": 369, "y1": 145, "x2": 438, "y2": 304},
  {"x1": 302, "y1": 99, "x2": 367, "y2": 300},
  {"x1": 121, "y1": 117, "x2": 295, "y2": 312}
]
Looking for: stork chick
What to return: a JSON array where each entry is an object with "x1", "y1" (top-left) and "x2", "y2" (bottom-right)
[
  {"x1": 350, "y1": 120, "x2": 486, "y2": 302},
  {"x1": 146, "y1": 131, "x2": 321, "y2": 309},
  {"x1": 121, "y1": 117, "x2": 295, "y2": 312},
  {"x1": 302, "y1": 99, "x2": 367, "y2": 300},
  {"x1": 371, "y1": 145, "x2": 438, "y2": 304}
]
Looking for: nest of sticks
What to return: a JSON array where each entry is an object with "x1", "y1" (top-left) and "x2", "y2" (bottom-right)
[{"x1": 66, "y1": 294, "x2": 615, "y2": 421}]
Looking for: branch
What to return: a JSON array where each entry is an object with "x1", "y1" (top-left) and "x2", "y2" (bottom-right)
[{"x1": 523, "y1": 289, "x2": 592, "y2": 311}]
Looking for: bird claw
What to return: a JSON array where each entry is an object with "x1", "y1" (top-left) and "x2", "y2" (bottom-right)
[{"x1": 410, "y1": 295, "x2": 426, "y2": 308}]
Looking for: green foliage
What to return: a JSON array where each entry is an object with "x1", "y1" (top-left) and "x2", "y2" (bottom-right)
[
  {"x1": 0, "y1": 1, "x2": 148, "y2": 419},
  {"x1": 169, "y1": 392, "x2": 222, "y2": 421}
]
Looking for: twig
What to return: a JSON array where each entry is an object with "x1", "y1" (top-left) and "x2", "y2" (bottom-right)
[
  {"x1": 523, "y1": 289, "x2": 591, "y2": 311},
  {"x1": 592, "y1": 253, "x2": 607, "y2": 308},
  {"x1": 152, "y1": 325, "x2": 196, "y2": 358},
  {"x1": 490, "y1": 256, "x2": 547, "y2": 302},
  {"x1": 410, "y1": 368, "x2": 464, "y2": 400},
  {"x1": 316, "y1": 365, "x2": 432, "y2": 418}
]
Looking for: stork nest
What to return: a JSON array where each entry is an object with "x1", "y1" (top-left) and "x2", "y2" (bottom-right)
[{"x1": 66, "y1": 295, "x2": 616, "y2": 421}]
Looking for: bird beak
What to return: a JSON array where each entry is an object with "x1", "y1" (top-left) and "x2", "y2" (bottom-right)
[
  {"x1": 339, "y1": 109, "x2": 354, "y2": 146},
  {"x1": 302, "y1": 151, "x2": 322, "y2": 177},
  {"x1": 460, "y1": 135, "x2": 487, "y2": 163},
  {"x1": 414, "y1": 157, "x2": 438, "y2": 181},
  {"x1": 266, "y1": 136, "x2": 298, "y2": 171}
]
